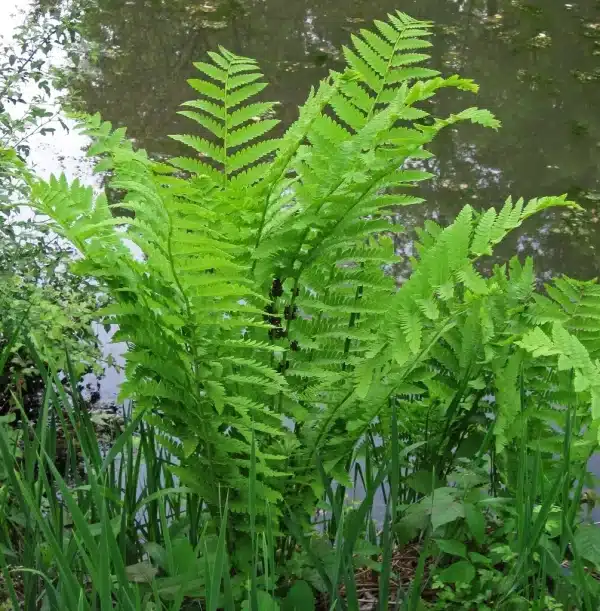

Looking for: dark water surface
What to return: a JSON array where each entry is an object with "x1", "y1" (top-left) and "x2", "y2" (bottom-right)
[{"x1": 36, "y1": 0, "x2": 600, "y2": 278}]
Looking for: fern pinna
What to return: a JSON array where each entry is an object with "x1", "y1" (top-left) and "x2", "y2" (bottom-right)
[{"x1": 28, "y1": 11, "x2": 588, "y2": 537}]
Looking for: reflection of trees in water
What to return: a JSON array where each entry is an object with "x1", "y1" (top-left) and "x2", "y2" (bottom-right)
[{"x1": 34, "y1": 0, "x2": 600, "y2": 278}]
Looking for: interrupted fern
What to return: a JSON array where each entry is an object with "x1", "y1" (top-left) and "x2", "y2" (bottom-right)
[{"x1": 24, "y1": 12, "x2": 587, "y2": 540}]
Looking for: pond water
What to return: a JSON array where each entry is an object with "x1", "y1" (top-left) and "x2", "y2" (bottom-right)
[{"x1": 25, "y1": 0, "x2": 600, "y2": 280}]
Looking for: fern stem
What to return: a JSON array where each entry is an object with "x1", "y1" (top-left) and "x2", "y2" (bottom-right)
[
  {"x1": 366, "y1": 30, "x2": 406, "y2": 120},
  {"x1": 251, "y1": 76, "x2": 342, "y2": 266},
  {"x1": 264, "y1": 169, "x2": 352, "y2": 378}
]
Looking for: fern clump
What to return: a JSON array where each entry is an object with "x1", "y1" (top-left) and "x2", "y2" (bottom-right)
[{"x1": 26, "y1": 11, "x2": 588, "y2": 549}]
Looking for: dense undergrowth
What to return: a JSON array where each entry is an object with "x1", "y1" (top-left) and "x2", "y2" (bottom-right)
[
  {"x1": 1, "y1": 9, "x2": 600, "y2": 611},
  {"x1": 0, "y1": 5, "x2": 104, "y2": 411}
]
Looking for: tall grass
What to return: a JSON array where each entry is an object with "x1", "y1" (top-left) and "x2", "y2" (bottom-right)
[{"x1": 0, "y1": 334, "x2": 598, "y2": 610}]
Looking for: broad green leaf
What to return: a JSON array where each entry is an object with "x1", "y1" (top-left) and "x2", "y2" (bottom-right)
[
  {"x1": 435, "y1": 539, "x2": 467, "y2": 559},
  {"x1": 430, "y1": 498, "x2": 464, "y2": 531},
  {"x1": 406, "y1": 471, "x2": 444, "y2": 495},
  {"x1": 242, "y1": 591, "x2": 280, "y2": 611},
  {"x1": 469, "y1": 552, "x2": 492, "y2": 566},
  {"x1": 574, "y1": 525, "x2": 600, "y2": 569},
  {"x1": 125, "y1": 562, "x2": 159, "y2": 583},
  {"x1": 283, "y1": 580, "x2": 315, "y2": 611},
  {"x1": 436, "y1": 561, "x2": 475, "y2": 584},
  {"x1": 464, "y1": 503, "x2": 486, "y2": 545}
]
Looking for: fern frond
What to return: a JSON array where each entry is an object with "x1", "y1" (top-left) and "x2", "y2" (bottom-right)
[
  {"x1": 470, "y1": 208, "x2": 497, "y2": 256},
  {"x1": 172, "y1": 48, "x2": 280, "y2": 180},
  {"x1": 228, "y1": 139, "x2": 281, "y2": 173},
  {"x1": 494, "y1": 352, "x2": 522, "y2": 452}
]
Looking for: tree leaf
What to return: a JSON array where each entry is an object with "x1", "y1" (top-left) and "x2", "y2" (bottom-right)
[
  {"x1": 242, "y1": 590, "x2": 280, "y2": 611},
  {"x1": 574, "y1": 524, "x2": 600, "y2": 569},
  {"x1": 469, "y1": 552, "x2": 492, "y2": 566},
  {"x1": 430, "y1": 499, "x2": 464, "y2": 531},
  {"x1": 125, "y1": 562, "x2": 158, "y2": 583},
  {"x1": 425, "y1": 489, "x2": 464, "y2": 531},
  {"x1": 406, "y1": 470, "x2": 444, "y2": 494},
  {"x1": 464, "y1": 503, "x2": 486, "y2": 544}
]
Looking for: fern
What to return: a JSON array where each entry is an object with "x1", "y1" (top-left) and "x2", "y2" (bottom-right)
[
  {"x1": 172, "y1": 47, "x2": 280, "y2": 183},
  {"x1": 25, "y1": 12, "x2": 587, "y2": 546}
]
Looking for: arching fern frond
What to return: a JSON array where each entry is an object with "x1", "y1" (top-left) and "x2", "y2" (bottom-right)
[{"x1": 328, "y1": 11, "x2": 480, "y2": 136}]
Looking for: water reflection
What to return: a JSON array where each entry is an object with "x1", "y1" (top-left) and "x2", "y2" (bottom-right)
[
  {"x1": 27, "y1": 0, "x2": 600, "y2": 279},
  {"x1": 1, "y1": 0, "x2": 96, "y2": 181}
]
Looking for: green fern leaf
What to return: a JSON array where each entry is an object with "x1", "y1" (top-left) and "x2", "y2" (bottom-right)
[
  {"x1": 516, "y1": 327, "x2": 559, "y2": 358},
  {"x1": 228, "y1": 139, "x2": 281, "y2": 172},
  {"x1": 400, "y1": 309, "x2": 422, "y2": 353},
  {"x1": 228, "y1": 162, "x2": 272, "y2": 188},
  {"x1": 181, "y1": 98, "x2": 225, "y2": 120},
  {"x1": 228, "y1": 102, "x2": 276, "y2": 128},
  {"x1": 457, "y1": 266, "x2": 488, "y2": 295},
  {"x1": 359, "y1": 29, "x2": 393, "y2": 59},
  {"x1": 342, "y1": 46, "x2": 383, "y2": 92},
  {"x1": 187, "y1": 78, "x2": 223, "y2": 101},
  {"x1": 521, "y1": 195, "x2": 581, "y2": 220},
  {"x1": 350, "y1": 34, "x2": 388, "y2": 76},
  {"x1": 228, "y1": 71, "x2": 263, "y2": 90},
  {"x1": 489, "y1": 197, "x2": 517, "y2": 244},
  {"x1": 386, "y1": 67, "x2": 439, "y2": 85},
  {"x1": 192, "y1": 60, "x2": 228, "y2": 82},
  {"x1": 454, "y1": 107, "x2": 501, "y2": 129},
  {"x1": 374, "y1": 19, "x2": 402, "y2": 44},
  {"x1": 329, "y1": 93, "x2": 367, "y2": 131},
  {"x1": 227, "y1": 82, "x2": 269, "y2": 109},
  {"x1": 495, "y1": 352, "x2": 522, "y2": 452},
  {"x1": 470, "y1": 208, "x2": 497, "y2": 256},
  {"x1": 228, "y1": 119, "x2": 280, "y2": 148},
  {"x1": 416, "y1": 298, "x2": 440, "y2": 321},
  {"x1": 169, "y1": 134, "x2": 224, "y2": 163},
  {"x1": 175, "y1": 50, "x2": 280, "y2": 178},
  {"x1": 391, "y1": 53, "x2": 431, "y2": 67},
  {"x1": 177, "y1": 110, "x2": 224, "y2": 138}
]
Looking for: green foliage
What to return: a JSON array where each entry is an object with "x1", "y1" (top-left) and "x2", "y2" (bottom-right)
[
  {"x1": 0, "y1": 334, "x2": 599, "y2": 610},
  {"x1": 26, "y1": 11, "x2": 513, "y2": 527},
  {"x1": 9, "y1": 9, "x2": 600, "y2": 611},
  {"x1": 172, "y1": 48, "x2": 280, "y2": 184},
  {"x1": 0, "y1": 11, "x2": 104, "y2": 391},
  {"x1": 0, "y1": 164, "x2": 104, "y2": 392},
  {"x1": 0, "y1": 5, "x2": 80, "y2": 159}
]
